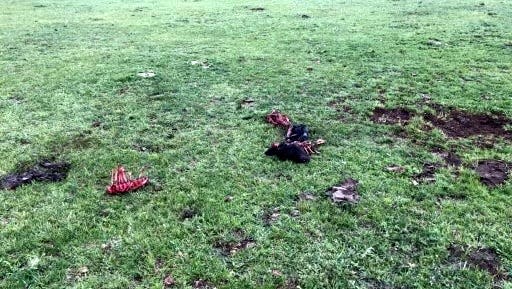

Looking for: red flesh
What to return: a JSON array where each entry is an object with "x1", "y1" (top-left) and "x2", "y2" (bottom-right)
[{"x1": 106, "y1": 166, "x2": 149, "y2": 195}]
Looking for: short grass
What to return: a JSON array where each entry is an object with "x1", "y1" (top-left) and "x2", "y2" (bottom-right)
[{"x1": 1, "y1": 0, "x2": 511, "y2": 288}]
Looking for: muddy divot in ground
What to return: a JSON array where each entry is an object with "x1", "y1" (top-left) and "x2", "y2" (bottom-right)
[
  {"x1": 412, "y1": 163, "x2": 441, "y2": 185},
  {"x1": 371, "y1": 107, "x2": 413, "y2": 125},
  {"x1": 1, "y1": 160, "x2": 71, "y2": 190},
  {"x1": 425, "y1": 110, "x2": 512, "y2": 138},
  {"x1": 474, "y1": 160, "x2": 510, "y2": 187},
  {"x1": 214, "y1": 229, "x2": 255, "y2": 256},
  {"x1": 448, "y1": 245, "x2": 509, "y2": 281},
  {"x1": 262, "y1": 207, "x2": 281, "y2": 226}
]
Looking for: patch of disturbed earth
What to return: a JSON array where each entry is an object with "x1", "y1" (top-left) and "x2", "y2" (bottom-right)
[
  {"x1": 179, "y1": 207, "x2": 198, "y2": 220},
  {"x1": 412, "y1": 163, "x2": 441, "y2": 185},
  {"x1": 213, "y1": 230, "x2": 255, "y2": 256},
  {"x1": 328, "y1": 100, "x2": 355, "y2": 121},
  {"x1": 0, "y1": 160, "x2": 71, "y2": 190},
  {"x1": 474, "y1": 160, "x2": 510, "y2": 188},
  {"x1": 447, "y1": 244, "x2": 509, "y2": 282},
  {"x1": 262, "y1": 207, "x2": 281, "y2": 226},
  {"x1": 278, "y1": 278, "x2": 300, "y2": 289},
  {"x1": 371, "y1": 107, "x2": 413, "y2": 125},
  {"x1": 192, "y1": 279, "x2": 216, "y2": 289},
  {"x1": 424, "y1": 109, "x2": 512, "y2": 138},
  {"x1": 326, "y1": 178, "x2": 360, "y2": 204},
  {"x1": 431, "y1": 148, "x2": 462, "y2": 167}
]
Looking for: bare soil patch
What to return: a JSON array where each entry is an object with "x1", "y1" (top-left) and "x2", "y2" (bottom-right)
[
  {"x1": 262, "y1": 207, "x2": 281, "y2": 226},
  {"x1": 1, "y1": 161, "x2": 71, "y2": 190},
  {"x1": 474, "y1": 160, "x2": 510, "y2": 188},
  {"x1": 179, "y1": 208, "x2": 198, "y2": 220},
  {"x1": 371, "y1": 107, "x2": 413, "y2": 125},
  {"x1": 192, "y1": 279, "x2": 216, "y2": 289},
  {"x1": 432, "y1": 148, "x2": 462, "y2": 167},
  {"x1": 412, "y1": 163, "x2": 441, "y2": 184},
  {"x1": 448, "y1": 245, "x2": 509, "y2": 281},
  {"x1": 425, "y1": 110, "x2": 512, "y2": 138},
  {"x1": 214, "y1": 229, "x2": 255, "y2": 256}
]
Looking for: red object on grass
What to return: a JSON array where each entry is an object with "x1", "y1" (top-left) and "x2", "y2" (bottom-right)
[
  {"x1": 265, "y1": 110, "x2": 291, "y2": 128},
  {"x1": 106, "y1": 166, "x2": 148, "y2": 195}
]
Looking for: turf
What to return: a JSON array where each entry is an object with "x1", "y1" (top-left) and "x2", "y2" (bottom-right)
[{"x1": 1, "y1": 0, "x2": 511, "y2": 288}]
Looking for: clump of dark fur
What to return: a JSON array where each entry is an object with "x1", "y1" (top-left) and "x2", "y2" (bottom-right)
[
  {"x1": 265, "y1": 142, "x2": 310, "y2": 163},
  {"x1": 0, "y1": 161, "x2": 71, "y2": 190},
  {"x1": 286, "y1": 124, "x2": 309, "y2": 142}
]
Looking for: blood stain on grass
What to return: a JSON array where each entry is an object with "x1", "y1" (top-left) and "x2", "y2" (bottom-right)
[
  {"x1": 474, "y1": 160, "x2": 510, "y2": 188},
  {"x1": 424, "y1": 110, "x2": 512, "y2": 138},
  {"x1": 371, "y1": 107, "x2": 413, "y2": 125},
  {"x1": 0, "y1": 160, "x2": 71, "y2": 190}
]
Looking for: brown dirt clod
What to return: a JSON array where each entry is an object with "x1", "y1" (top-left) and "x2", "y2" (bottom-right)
[
  {"x1": 474, "y1": 160, "x2": 510, "y2": 188},
  {"x1": 371, "y1": 107, "x2": 413, "y2": 125},
  {"x1": 425, "y1": 110, "x2": 512, "y2": 138}
]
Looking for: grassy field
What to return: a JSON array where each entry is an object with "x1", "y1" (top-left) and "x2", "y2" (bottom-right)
[{"x1": 1, "y1": 0, "x2": 512, "y2": 288}]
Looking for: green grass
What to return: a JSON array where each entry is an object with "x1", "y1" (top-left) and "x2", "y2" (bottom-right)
[{"x1": 1, "y1": 0, "x2": 511, "y2": 288}]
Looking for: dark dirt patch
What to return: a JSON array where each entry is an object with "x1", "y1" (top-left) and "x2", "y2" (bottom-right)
[
  {"x1": 300, "y1": 14, "x2": 310, "y2": 19},
  {"x1": 424, "y1": 110, "x2": 512, "y2": 138},
  {"x1": 474, "y1": 160, "x2": 510, "y2": 188},
  {"x1": 214, "y1": 236, "x2": 256, "y2": 256},
  {"x1": 412, "y1": 163, "x2": 441, "y2": 185},
  {"x1": 432, "y1": 149, "x2": 462, "y2": 167},
  {"x1": 192, "y1": 279, "x2": 216, "y2": 289},
  {"x1": 262, "y1": 207, "x2": 281, "y2": 226},
  {"x1": 179, "y1": 208, "x2": 197, "y2": 220},
  {"x1": 163, "y1": 275, "x2": 176, "y2": 287},
  {"x1": 0, "y1": 161, "x2": 71, "y2": 190},
  {"x1": 371, "y1": 107, "x2": 413, "y2": 125},
  {"x1": 447, "y1": 245, "x2": 509, "y2": 281},
  {"x1": 277, "y1": 278, "x2": 300, "y2": 289},
  {"x1": 326, "y1": 178, "x2": 360, "y2": 204}
]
